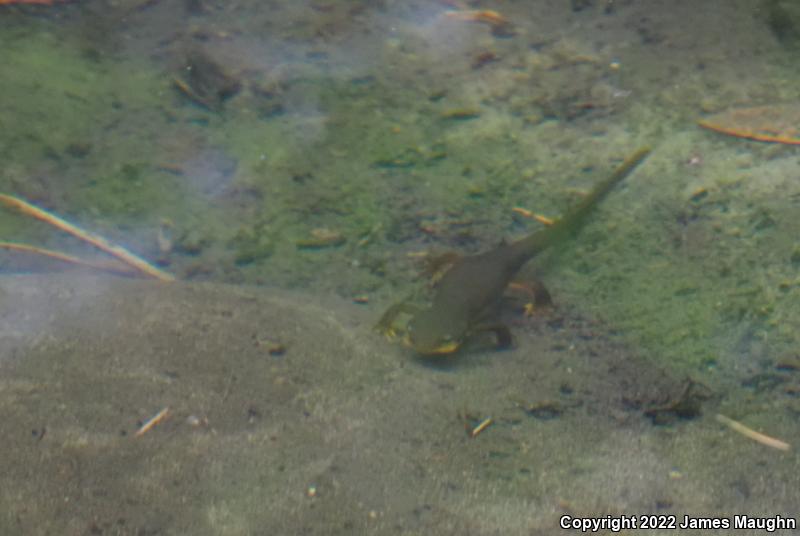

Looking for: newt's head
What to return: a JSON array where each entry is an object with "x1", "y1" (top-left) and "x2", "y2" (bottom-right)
[{"x1": 405, "y1": 309, "x2": 468, "y2": 356}]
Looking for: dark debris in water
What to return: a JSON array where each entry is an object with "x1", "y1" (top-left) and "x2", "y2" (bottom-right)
[
  {"x1": 644, "y1": 379, "x2": 712, "y2": 426},
  {"x1": 174, "y1": 48, "x2": 241, "y2": 111}
]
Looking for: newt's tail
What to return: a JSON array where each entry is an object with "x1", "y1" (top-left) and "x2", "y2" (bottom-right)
[{"x1": 511, "y1": 146, "x2": 651, "y2": 262}]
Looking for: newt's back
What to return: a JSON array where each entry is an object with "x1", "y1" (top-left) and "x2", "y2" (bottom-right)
[{"x1": 401, "y1": 147, "x2": 651, "y2": 355}]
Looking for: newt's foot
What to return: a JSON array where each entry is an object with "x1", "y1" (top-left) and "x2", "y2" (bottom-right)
[{"x1": 375, "y1": 302, "x2": 421, "y2": 340}]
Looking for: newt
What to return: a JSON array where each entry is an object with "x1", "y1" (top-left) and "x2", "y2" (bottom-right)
[{"x1": 377, "y1": 147, "x2": 651, "y2": 356}]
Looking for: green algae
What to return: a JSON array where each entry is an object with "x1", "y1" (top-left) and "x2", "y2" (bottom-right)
[
  {"x1": 2, "y1": 7, "x2": 800, "y2": 379},
  {"x1": 0, "y1": 29, "x2": 177, "y2": 215}
]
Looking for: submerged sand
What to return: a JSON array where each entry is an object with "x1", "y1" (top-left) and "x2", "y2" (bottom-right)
[{"x1": 0, "y1": 275, "x2": 796, "y2": 535}]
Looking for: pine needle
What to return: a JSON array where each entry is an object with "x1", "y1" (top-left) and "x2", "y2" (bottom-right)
[
  {"x1": 716, "y1": 413, "x2": 790, "y2": 451},
  {"x1": 0, "y1": 193, "x2": 174, "y2": 282}
]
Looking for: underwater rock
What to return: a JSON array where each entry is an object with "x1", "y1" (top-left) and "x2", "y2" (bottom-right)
[{"x1": 174, "y1": 48, "x2": 241, "y2": 110}]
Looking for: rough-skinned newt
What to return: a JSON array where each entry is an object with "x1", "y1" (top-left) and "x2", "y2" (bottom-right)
[{"x1": 377, "y1": 147, "x2": 651, "y2": 356}]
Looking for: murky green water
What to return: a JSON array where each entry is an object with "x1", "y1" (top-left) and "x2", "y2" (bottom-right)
[{"x1": 1, "y1": 1, "x2": 798, "y2": 534}]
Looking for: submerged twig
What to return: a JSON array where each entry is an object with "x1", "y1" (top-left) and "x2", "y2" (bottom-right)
[
  {"x1": 0, "y1": 241, "x2": 136, "y2": 275},
  {"x1": 135, "y1": 407, "x2": 171, "y2": 437},
  {"x1": 0, "y1": 193, "x2": 174, "y2": 281},
  {"x1": 716, "y1": 413, "x2": 790, "y2": 451},
  {"x1": 512, "y1": 207, "x2": 555, "y2": 226},
  {"x1": 469, "y1": 417, "x2": 493, "y2": 438}
]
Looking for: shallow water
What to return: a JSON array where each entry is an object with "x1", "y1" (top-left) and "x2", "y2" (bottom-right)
[{"x1": 1, "y1": 1, "x2": 798, "y2": 534}]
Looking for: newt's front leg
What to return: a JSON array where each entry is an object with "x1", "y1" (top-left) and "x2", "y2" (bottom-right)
[{"x1": 375, "y1": 302, "x2": 422, "y2": 339}]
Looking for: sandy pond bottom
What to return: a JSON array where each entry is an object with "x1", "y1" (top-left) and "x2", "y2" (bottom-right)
[{"x1": 0, "y1": 275, "x2": 796, "y2": 535}]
